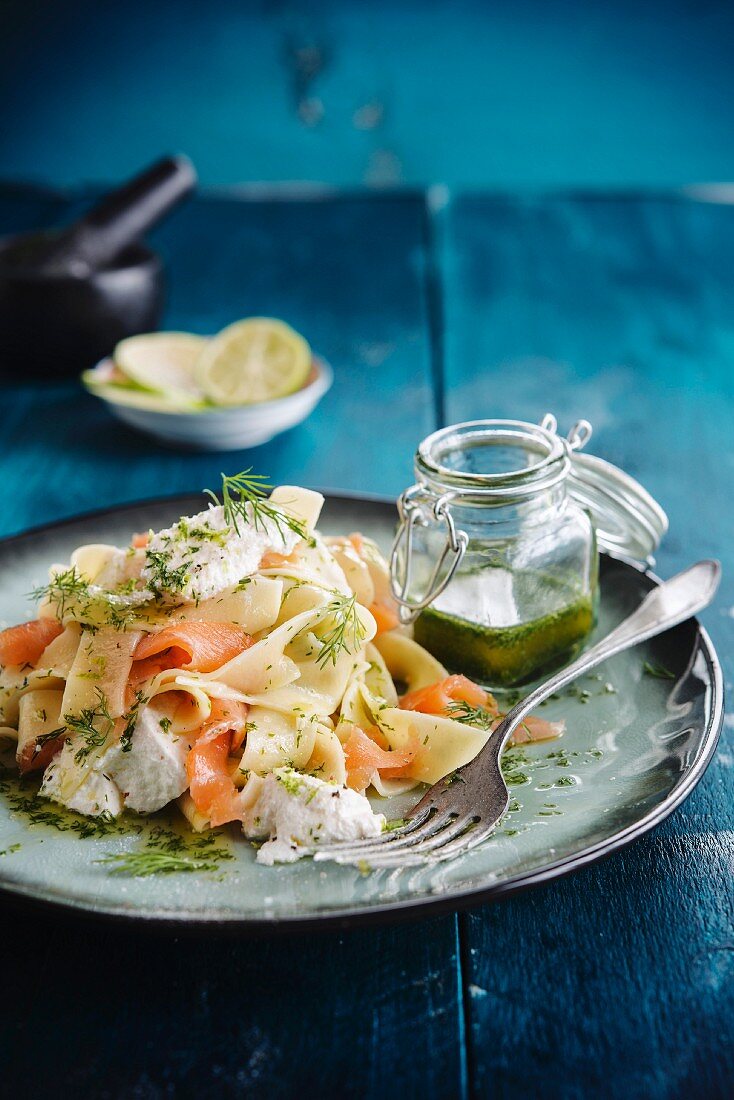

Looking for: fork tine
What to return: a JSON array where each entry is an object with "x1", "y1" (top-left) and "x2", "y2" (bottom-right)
[
  {"x1": 310, "y1": 807, "x2": 433, "y2": 861},
  {"x1": 418, "y1": 820, "x2": 499, "y2": 863},
  {"x1": 352, "y1": 815, "x2": 477, "y2": 867},
  {"x1": 312, "y1": 808, "x2": 447, "y2": 863}
]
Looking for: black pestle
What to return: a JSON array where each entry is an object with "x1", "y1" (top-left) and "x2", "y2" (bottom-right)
[
  {"x1": 0, "y1": 155, "x2": 197, "y2": 378},
  {"x1": 31, "y1": 156, "x2": 197, "y2": 278}
]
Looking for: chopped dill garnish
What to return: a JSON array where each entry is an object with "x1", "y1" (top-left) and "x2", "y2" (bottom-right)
[
  {"x1": 185, "y1": 522, "x2": 230, "y2": 546},
  {"x1": 445, "y1": 701, "x2": 495, "y2": 729},
  {"x1": 205, "y1": 469, "x2": 310, "y2": 542},
  {"x1": 383, "y1": 817, "x2": 407, "y2": 832},
  {"x1": 143, "y1": 548, "x2": 191, "y2": 598},
  {"x1": 120, "y1": 690, "x2": 146, "y2": 752},
  {"x1": 96, "y1": 824, "x2": 234, "y2": 877},
  {"x1": 159, "y1": 716, "x2": 172, "y2": 734},
  {"x1": 314, "y1": 593, "x2": 366, "y2": 669},
  {"x1": 114, "y1": 578, "x2": 138, "y2": 596},
  {"x1": 643, "y1": 660, "x2": 676, "y2": 681},
  {"x1": 0, "y1": 775, "x2": 141, "y2": 839},
  {"x1": 95, "y1": 850, "x2": 227, "y2": 877},
  {"x1": 105, "y1": 602, "x2": 140, "y2": 631},
  {"x1": 65, "y1": 688, "x2": 114, "y2": 764}
]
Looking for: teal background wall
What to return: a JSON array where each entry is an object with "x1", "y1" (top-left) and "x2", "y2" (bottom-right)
[{"x1": 2, "y1": 0, "x2": 734, "y2": 190}]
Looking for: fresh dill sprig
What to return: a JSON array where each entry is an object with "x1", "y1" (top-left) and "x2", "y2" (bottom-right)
[
  {"x1": 642, "y1": 660, "x2": 676, "y2": 681},
  {"x1": 205, "y1": 469, "x2": 309, "y2": 542},
  {"x1": 30, "y1": 568, "x2": 143, "y2": 631},
  {"x1": 64, "y1": 688, "x2": 114, "y2": 764},
  {"x1": 315, "y1": 593, "x2": 367, "y2": 668},
  {"x1": 95, "y1": 850, "x2": 228, "y2": 877},
  {"x1": 30, "y1": 567, "x2": 91, "y2": 618}
]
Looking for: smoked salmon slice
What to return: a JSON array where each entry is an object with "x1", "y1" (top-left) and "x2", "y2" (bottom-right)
[
  {"x1": 511, "y1": 715, "x2": 565, "y2": 744},
  {"x1": 0, "y1": 619, "x2": 63, "y2": 668},
  {"x1": 400, "y1": 674, "x2": 497, "y2": 717},
  {"x1": 260, "y1": 547, "x2": 300, "y2": 569},
  {"x1": 346, "y1": 532, "x2": 401, "y2": 634},
  {"x1": 369, "y1": 599, "x2": 400, "y2": 634},
  {"x1": 132, "y1": 622, "x2": 253, "y2": 677},
  {"x1": 18, "y1": 736, "x2": 63, "y2": 775},
  {"x1": 399, "y1": 675, "x2": 562, "y2": 746},
  {"x1": 186, "y1": 699, "x2": 250, "y2": 826},
  {"x1": 343, "y1": 723, "x2": 417, "y2": 792}
]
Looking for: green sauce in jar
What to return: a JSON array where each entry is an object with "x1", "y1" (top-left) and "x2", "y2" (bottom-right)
[
  {"x1": 392, "y1": 417, "x2": 664, "y2": 688},
  {"x1": 414, "y1": 590, "x2": 596, "y2": 687}
]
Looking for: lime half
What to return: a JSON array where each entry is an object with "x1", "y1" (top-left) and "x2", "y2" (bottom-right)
[
  {"x1": 114, "y1": 332, "x2": 207, "y2": 400},
  {"x1": 82, "y1": 371, "x2": 205, "y2": 413},
  {"x1": 195, "y1": 318, "x2": 311, "y2": 406}
]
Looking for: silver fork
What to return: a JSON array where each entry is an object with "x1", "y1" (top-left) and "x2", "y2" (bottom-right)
[{"x1": 314, "y1": 559, "x2": 720, "y2": 869}]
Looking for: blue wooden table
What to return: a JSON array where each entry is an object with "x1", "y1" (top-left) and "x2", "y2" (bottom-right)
[{"x1": 0, "y1": 184, "x2": 731, "y2": 1099}]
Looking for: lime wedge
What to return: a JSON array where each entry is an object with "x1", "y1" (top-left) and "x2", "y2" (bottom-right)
[
  {"x1": 195, "y1": 318, "x2": 311, "y2": 406},
  {"x1": 82, "y1": 371, "x2": 205, "y2": 412},
  {"x1": 113, "y1": 332, "x2": 207, "y2": 400}
]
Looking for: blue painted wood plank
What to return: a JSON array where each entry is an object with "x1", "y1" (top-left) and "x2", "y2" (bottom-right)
[
  {"x1": 440, "y1": 192, "x2": 734, "y2": 1097},
  {"x1": 0, "y1": 187, "x2": 466, "y2": 1099},
  {"x1": 0, "y1": 914, "x2": 466, "y2": 1099},
  {"x1": 3, "y1": 0, "x2": 734, "y2": 190}
]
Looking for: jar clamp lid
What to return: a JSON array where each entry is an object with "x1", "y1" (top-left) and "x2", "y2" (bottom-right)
[{"x1": 390, "y1": 414, "x2": 668, "y2": 624}]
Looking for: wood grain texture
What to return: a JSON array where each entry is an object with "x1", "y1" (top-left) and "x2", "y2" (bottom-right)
[
  {"x1": 3, "y1": 0, "x2": 734, "y2": 190},
  {"x1": 0, "y1": 912, "x2": 466, "y2": 1100},
  {"x1": 440, "y1": 192, "x2": 734, "y2": 1098},
  {"x1": 0, "y1": 186, "x2": 466, "y2": 1100}
]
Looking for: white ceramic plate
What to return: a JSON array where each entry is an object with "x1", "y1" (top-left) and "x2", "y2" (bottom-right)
[{"x1": 0, "y1": 493, "x2": 723, "y2": 930}]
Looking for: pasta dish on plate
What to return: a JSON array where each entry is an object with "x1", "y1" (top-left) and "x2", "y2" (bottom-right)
[{"x1": 0, "y1": 474, "x2": 560, "y2": 865}]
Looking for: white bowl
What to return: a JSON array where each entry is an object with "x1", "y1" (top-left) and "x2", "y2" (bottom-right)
[{"x1": 85, "y1": 356, "x2": 333, "y2": 451}]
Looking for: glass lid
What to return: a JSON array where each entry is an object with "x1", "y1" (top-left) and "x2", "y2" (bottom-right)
[
  {"x1": 568, "y1": 450, "x2": 668, "y2": 563},
  {"x1": 517, "y1": 413, "x2": 668, "y2": 562}
]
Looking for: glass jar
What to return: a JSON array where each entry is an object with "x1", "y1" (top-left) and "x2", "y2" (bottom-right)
[{"x1": 390, "y1": 415, "x2": 667, "y2": 689}]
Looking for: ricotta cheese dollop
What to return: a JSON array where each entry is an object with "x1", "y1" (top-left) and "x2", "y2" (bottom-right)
[
  {"x1": 241, "y1": 768, "x2": 385, "y2": 865},
  {"x1": 103, "y1": 704, "x2": 191, "y2": 813},
  {"x1": 141, "y1": 504, "x2": 301, "y2": 603},
  {"x1": 40, "y1": 740, "x2": 124, "y2": 818}
]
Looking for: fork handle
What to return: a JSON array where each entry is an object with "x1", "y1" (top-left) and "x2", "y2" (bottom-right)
[{"x1": 486, "y1": 559, "x2": 720, "y2": 759}]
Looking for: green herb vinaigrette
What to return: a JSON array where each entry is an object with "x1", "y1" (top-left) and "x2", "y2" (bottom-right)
[
  {"x1": 0, "y1": 771, "x2": 233, "y2": 876},
  {"x1": 415, "y1": 591, "x2": 596, "y2": 687}
]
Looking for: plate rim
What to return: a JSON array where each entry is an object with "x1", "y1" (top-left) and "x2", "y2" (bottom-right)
[{"x1": 0, "y1": 491, "x2": 724, "y2": 933}]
